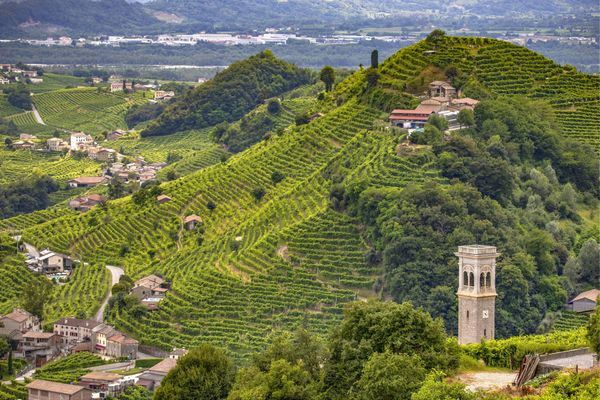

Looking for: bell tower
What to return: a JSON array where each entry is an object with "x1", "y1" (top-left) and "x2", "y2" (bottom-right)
[{"x1": 456, "y1": 245, "x2": 498, "y2": 345}]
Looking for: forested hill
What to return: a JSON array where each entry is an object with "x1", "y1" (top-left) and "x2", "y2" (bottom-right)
[
  {"x1": 141, "y1": 50, "x2": 311, "y2": 137},
  {"x1": 1, "y1": 34, "x2": 598, "y2": 361}
]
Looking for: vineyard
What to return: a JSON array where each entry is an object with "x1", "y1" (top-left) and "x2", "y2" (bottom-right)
[
  {"x1": 342, "y1": 36, "x2": 600, "y2": 150},
  {"x1": 0, "y1": 37, "x2": 597, "y2": 360},
  {"x1": 33, "y1": 352, "x2": 106, "y2": 383},
  {"x1": 551, "y1": 311, "x2": 590, "y2": 332},
  {"x1": 5, "y1": 111, "x2": 55, "y2": 135},
  {"x1": 33, "y1": 87, "x2": 147, "y2": 134},
  {"x1": 0, "y1": 148, "x2": 101, "y2": 185},
  {"x1": 0, "y1": 255, "x2": 46, "y2": 314}
]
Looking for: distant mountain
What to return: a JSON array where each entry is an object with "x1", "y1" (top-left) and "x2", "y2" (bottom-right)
[
  {"x1": 0, "y1": 0, "x2": 159, "y2": 37},
  {"x1": 0, "y1": 0, "x2": 597, "y2": 37}
]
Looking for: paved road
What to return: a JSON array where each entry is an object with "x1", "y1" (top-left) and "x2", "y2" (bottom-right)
[
  {"x1": 89, "y1": 361, "x2": 133, "y2": 372},
  {"x1": 94, "y1": 265, "x2": 124, "y2": 323},
  {"x1": 31, "y1": 104, "x2": 45, "y2": 125}
]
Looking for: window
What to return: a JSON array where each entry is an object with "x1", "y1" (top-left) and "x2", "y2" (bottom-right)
[
  {"x1": 480, "y1": 273, "x2": 485, "y2": 288},
  {"x1": 463, "y1": 271, "x2": 468, "y2": 287},
  {"x1": 486, "y1": 272, "x2": 491, "y2": 287},
  {"x1": 469, "y1": 272, "x2": 474, "y2": 287},
  {"x1": 466, "y1": 310, "x2": 469, "y2": 319},
  {"x1": 484, "y1": 329, "x2": 487, "y2": 338}
]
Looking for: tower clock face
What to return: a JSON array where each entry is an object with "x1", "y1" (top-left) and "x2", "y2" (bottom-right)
[{"x1": 482, "y1": 310, "x2": 489, "y2": 319}]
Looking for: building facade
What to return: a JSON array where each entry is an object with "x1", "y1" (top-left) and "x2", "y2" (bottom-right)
[{"x1": 456, "y1": 245, "x2": 498, "y2": 345}]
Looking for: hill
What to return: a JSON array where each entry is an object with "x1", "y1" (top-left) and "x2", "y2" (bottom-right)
[
  {"x1": 0, "y1": 35, "x2": 598, "y2": 361},
  {"x1": 141, "y1": 51, "x2": 312, "y2": 137}
]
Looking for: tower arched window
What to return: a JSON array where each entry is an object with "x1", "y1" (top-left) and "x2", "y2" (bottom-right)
[
  {"x1": 463, "y1": 271, "x2": 469, "y2": 288},
  {"x1": 486, "y1": 272, "x2": 491, "y2": 287},
  {"x1": 480, "y1": 273, "x2": 485, "y2": 288},
  {"x1": 469, "y1": 272, "x2": 474, "y2": 287}
]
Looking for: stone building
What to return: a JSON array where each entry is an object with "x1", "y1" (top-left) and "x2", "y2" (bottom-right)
[{"x1": 456, "y1": 245, "x2": 498, "y2": 345}]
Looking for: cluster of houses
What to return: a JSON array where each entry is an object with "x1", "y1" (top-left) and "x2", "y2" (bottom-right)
[
  {"x1": 389, "y1": 80, "x2": 479, "y2": 130},
  {"x1": 0, "y1": 310, "x2": 139, "y2": 367},
  {"x1": 107, "y1": 157, "x2": 166, "y2": 184},
  {"x1": 0, "y1": 64, "x2": 43, "y2": 85},
  {"x1": 107, "y1": 80, "x2": 174, "y2": 100},
  {"x1": 26, "y1": 351, "x2": 184, "y2": 399}
]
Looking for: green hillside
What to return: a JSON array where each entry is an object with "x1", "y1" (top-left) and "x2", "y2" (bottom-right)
[
  {"x1": 142, "y1": 51, "x2": 312, "y2": 137},
  {"x1": 0, "y1": 36, "x2": 597, "y2": 361}
]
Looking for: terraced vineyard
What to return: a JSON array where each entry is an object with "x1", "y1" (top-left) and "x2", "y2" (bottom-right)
[
  {"x1": 33, "y1": 352, "x2": 106, "y2": 383},
  {"x1": 0, "y1": 149, "x2": 101, "y2": 185},
  {"x1": 0, "y1": 255, "x2": 46, "y2": 314},
  {"x1": 0, "y1": 382, "x2": 27, "y2": 400},
  {"x1": 2, "y1": 37, "x2": 598, "y2": 360},
  {"x1": 44, "y1": 263, "x2": 110, "y2": 323},
  {"x1": 343, "y1": 36, "x2": 600, "y2": 149},
  {"x1": 5, "y1": 111, "x2": 55, "y2": 135},
  {"x1": 33, "y1": 87, "x2": 147, "y2": 134},
  {"x1": 552, "y1": 310, "x2": 590, "y2": 332}
]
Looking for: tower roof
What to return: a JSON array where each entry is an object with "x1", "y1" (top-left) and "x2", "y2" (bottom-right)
[{"x1": 456, "y1": 245, "x2": 499, "y2": 256}]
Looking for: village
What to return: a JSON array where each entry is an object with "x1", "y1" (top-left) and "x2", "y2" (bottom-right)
[{"x1": 0, "y1": 271, "x2": 180, "y2": 397}]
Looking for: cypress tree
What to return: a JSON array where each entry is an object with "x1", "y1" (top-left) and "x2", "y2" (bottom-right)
[{"x1": 371, "y1": 49, "x2": 379, "y2": 69}]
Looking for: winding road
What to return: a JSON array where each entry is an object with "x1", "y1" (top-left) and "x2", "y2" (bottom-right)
[
  {"x1": 31, "y1": 104, "x2": 45, "y2": 125},
  {"x1": 94, "y1": 265, "x2": 124, "y2": 323}
]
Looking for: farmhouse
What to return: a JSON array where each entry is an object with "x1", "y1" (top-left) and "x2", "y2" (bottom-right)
[
  {"x1": 19, "y1": 133, "x2": 37, "y2": 140},
  {"x1": 137, "y1": 358, "x2": 178, "y2": 390},
  {"x1": 0, "y1": 77, "x2": 9, "y2": 85},
  {"x1": 53, "y1": 318, "x2": 100, "y2": 345},
  {"x1": 12, "y1": 140, "x2": 36, "y2": 150},
  {"x1": 0, "y1": 308, "x2": 40, "y2": 333},
  {"x1": 22, "y1": 70, "x2": 38, "y2": 78},
  {"x1": 37, "y1": 249, "x2": 73, "y2": 273},
  {"x1": 78, "y1": 371, "x2": 122, "y2": 393},
  {"x1": 91, "y1": 324, "x2": 138, "y2": 358},
  {"x1": 156, "y1": 194, "x2": 172, "y2": 204},
  {"x1": 70, "y1": 131, "x2": 94, "y2": 150},
  {"x1": 389, "y1": 109, "x2": 435, "y2": 129},
  {"x1": 68, "y1": 194, "x2": 106, "y2": 212},
  {"x1": 110, "y1": 81, "x2": 133, "y2": 92},
  {"x1": 107, "y1": 129, "x2": 127, "y2": 141},
  {"x1": 47, "y1": 137, "x2": 69, "y2": 151},
  {"x1": 429, "y1": 80, "x2": 457, "y2": 99},
  {"x1": 88, "y1": 147, "x2": 117, "y2": 162},
  {"x1": 68, "y1": 176, "x2": 108, "y2": 188},
  {"x1": 184, "y1": 214, "x2": 202, "y2": 230},
  {"x1": 154, "y1": 90, "x2": 175, "y2": 100},
  {"x1": 27, "y1": 380, "x2": 92, "y2": 400},
  {"x1": 29, "y1": 77, "x2": 44, "y2": 84},
  {"x1": 20, "y1": 331, "x2": 61, "y2": 366},
  {"x1": 131, "y1": 274, "x2": 167, "y2": 300},
  {"x1": 567, "y1": 289, "x2": 599, "y2": 313}
]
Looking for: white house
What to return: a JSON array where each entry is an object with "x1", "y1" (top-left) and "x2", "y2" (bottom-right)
[{"x1": 70, "y1": 132, "x2": 94, "y2": 150}]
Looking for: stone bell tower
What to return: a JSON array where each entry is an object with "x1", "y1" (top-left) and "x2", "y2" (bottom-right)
[{"x1": 456, "y1": 245, "x2": 498, "y2": 345}]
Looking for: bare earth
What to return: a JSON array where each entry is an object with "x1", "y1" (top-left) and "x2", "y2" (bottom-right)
[{"x1": 458, "y1": 372, "x2": 516, "y2": 392}]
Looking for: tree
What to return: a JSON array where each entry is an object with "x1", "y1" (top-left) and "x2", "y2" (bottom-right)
[
  {"x1": 426, "y1": 29, "x2": 446, "y2": 43},
  {"x1": 587, "y1": 298, "x2": 600, "y2": 361},
  {"x1": 207, "y1": 201, "x2": 217, "y2": 211},
  {"x1": 457, "y1": 109, "x2": 475, "y2": 128},
  {"x1": 370, "y1": 49, "x2": 379, "y2": 69},
  {"x1": 322, "y1": 301, "x2": 458, "y2": 399},
  {"x1": 228, "y1": 360, "x2": 317, "y2": 400},
  {"x1": 366, "y1": 68, "x2": 379, "y2": 88},
  {"x1": 108, "y1": 177, "x2": 125, "y2": 199},
  {"x1": 154, "y1": 345, "x2": 235, "y2": 400},
  {"x1": 411, "y1": 371, "x2": 474, "y2": 400},
  {"x1": 267, "y1": 99, "x2": 281, "y2": 114},
  {"x1": 320, "y1": 66, "x2": 335, "y2": 92},
  {"x1": 0, "y1": 337, "x2": 9, "y2": 358},
  {"x1": 355, "y1": 352, "x2": 426, "y2": 400},
  {"x1": 21, "y1": 279, "x2": 53, "y2": 319},
  {"x1": 271, "y1": 170, "x2": 285, "y2": 184},
  {"x1": 7, "y1": 350, "x2": 13, "y2": 375},
  {"x1": 252, "y1": 187, "x2": 266, "y2": 202},
  {"x1": 427, "y1": 114, "x2": 448, "y2": 132},
  {"x1": 4, "y1": 137, "x2": 13, "y2": 149}
]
